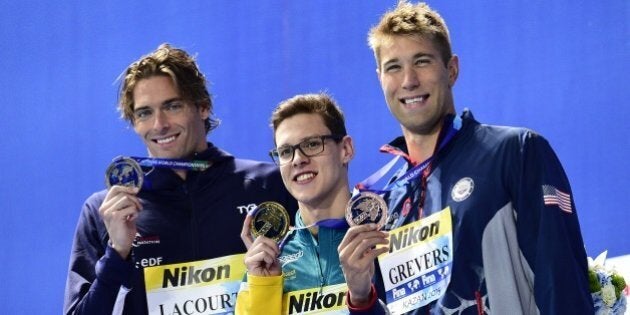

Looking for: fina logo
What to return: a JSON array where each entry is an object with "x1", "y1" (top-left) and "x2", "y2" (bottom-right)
[
  {"x1": 408, "y1": 279, "x2": 421, "y2": 291},
  {"x1": 451, "y1": 177, "x2": 474, "y2": 202}
]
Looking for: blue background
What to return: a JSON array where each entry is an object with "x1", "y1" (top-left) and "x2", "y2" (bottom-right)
[{"x1": 0, "y1": 1, "x2": 628, "y2": 313}]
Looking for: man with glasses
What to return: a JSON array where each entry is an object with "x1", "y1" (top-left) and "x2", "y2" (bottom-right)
[
  {"x1": 236, "y1": 93, "x2": 388, "y2": 314},
  {"x1": 64, "y1": 44, "x2": 295, "y2": 314},
  {"x1": 272, "y1": 135, "x2": 344, "y2": 165}
]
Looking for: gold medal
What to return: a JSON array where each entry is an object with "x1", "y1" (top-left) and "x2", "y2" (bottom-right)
[
  {"x1": 105, "y1": 157, "x2": 143, "y2": 189},
  {"x1": 250, "y1": 201, "x2": 290, "y2": 242},
  {"x1": 346, "y1": 191, "x2": 388, "y2": 227}
]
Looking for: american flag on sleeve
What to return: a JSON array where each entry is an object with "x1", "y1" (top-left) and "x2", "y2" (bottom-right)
[{"x1": 542, "y1": 184, "x2": 573, "y2": 214}]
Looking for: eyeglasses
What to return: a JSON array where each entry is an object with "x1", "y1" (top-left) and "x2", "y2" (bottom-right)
[{"x1": 270, "y1": 135, "x2": 343, "y2": 165}]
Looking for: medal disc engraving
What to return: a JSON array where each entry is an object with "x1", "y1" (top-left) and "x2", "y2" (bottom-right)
[
  {"x1": 346, "y1": 191, "x2": 388, "y2": 227},
  {"x1": 105, "y1": 157, "x2": 144, "y2": 189},
  {"x1": 250, "y1": 201, "x2": 290, "y2": 242}
]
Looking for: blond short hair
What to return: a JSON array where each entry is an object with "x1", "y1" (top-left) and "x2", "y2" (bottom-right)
[{"x1": 368, "y1": 1, "x2": 452, "y2": 68}]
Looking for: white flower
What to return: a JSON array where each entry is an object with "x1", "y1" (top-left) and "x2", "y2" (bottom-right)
[
  {"x1": 589, "y1": 251, "x2": 608, "y2": 269},
  {"x1": 589, "y1": 250, "x2": 628, "y2": 315},
  {"x1": 601, "y1": 284, "x2": 616, "y2": 307}
]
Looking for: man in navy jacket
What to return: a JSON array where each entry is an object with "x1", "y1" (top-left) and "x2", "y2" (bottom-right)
[
  {"x1": 339, "y1": 2, "x2": 593, "y2": 314},
  {"x1": 64, "y1": 43, "x2": 295, "y2": 314}
]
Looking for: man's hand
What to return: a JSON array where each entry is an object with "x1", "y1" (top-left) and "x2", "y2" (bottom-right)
[
  {"x1": 244, "y1": 236, "x2": 282, "y2": 277},
  {"x1": 338, "y1": 224, "x2": 389, "y2": 307},
  {"x1": 99, "y1": 185, "x2": 142, "y2": 259}
]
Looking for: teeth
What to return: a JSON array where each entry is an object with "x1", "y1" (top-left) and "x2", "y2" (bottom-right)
[
  {"x1": 404, "y1": 96, "x2": 424, "y2": 104},
  {"x1": 296, "y1": 173, "x2": 315, "y2": 181},
  {"x1": 156, "y1": 135, "x2": 176, "y2": 144}
]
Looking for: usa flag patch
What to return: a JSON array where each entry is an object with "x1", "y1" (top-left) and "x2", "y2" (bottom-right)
[{"x1": 542, "y1": 185, "x2": 572, "y2": 214}]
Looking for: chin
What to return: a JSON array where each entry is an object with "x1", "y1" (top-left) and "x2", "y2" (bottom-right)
[
  {"x1": 150, "y1": 151, "x2": 178, "y2": 159},
  {"x1": 292, "y1": 192, "x2": 314, "y2": 206}
]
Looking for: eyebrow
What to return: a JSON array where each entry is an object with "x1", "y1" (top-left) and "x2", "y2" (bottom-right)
[
  {"x1": 381, "y1": 58, "x2": 400, "y2": 69},
  {"x1": 162, "y1": 98, "x2": 183, "y2": 106},
  {"x1": 414, "y1": 52, "x2": 436, "y2": 59},
  {"x1": 134, "y1": 97, "x2": 182, "y2": 112},
  {"x1": 381, "y1": 52, "x2": 436, "y2": 68},
  {"x1": 277, "y1": 134, "x2": 323, "y2": 148}
]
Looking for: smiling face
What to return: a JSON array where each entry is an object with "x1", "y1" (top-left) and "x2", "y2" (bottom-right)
[
  {"x1": 274, "y1": 113, "x2": 353, "y2": 210},
  {"x1": 378, "y1": 35, "x2": 458, "y2": 137},
  {"x1": 132, "y1": 75, "x2": 209, "y2": 159}
]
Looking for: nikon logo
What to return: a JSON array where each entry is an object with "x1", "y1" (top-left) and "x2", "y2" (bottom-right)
[
  {"x1": 389, "y1": 221, "x2": 440, "y2": 253},
  {"x1": 288, "y1": 290, "x2": 346, "y2": 314},
  {"x1": 162, "y1": 265, "x2": 230, "y2": 288}
]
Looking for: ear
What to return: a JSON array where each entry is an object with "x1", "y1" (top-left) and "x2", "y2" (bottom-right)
[
  {"x1": 447, "y1": 55, "x2": 459, "y2": 88},
  {"x1": 340, "y1": 135, "x2": 355, "y2": 165},
  {"x1": 197, "y1": 102, "x2": 210, "y2": 119}
]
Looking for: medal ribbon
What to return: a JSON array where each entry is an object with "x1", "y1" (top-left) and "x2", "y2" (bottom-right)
[
  {"x1": 246, "y1": 205, "x2": 348, "y2": 250},
  {"x1": 353, "y1": 114, "x2": 461, "y2": 228},
  {"x1": 106, "y1": 156, "x2": 210, "y2": 191},
  {"x1": 126, "y1": 156, "x2": 210, "y2": 171}
]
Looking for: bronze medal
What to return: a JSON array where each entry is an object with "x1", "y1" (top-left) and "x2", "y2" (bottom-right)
[
  {"x1": 250, "y1": 201, "x2": 290, "y2": 242},
  {"x1": 346, "y1": 191, "x2": 388, "y2": 227}
]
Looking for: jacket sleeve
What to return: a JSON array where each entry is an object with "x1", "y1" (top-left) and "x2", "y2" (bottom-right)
[
  {"x1": 510, "y1": 131, "x2": 593, "y2": 314},
  {"x1": 236, "y1": 274, "x2": 283, "y2": 315},
  {"x1": 347, "y1": 284, "x2": 389, "y2": 315},
  {"x1": 63, "y1": 195, "x2": 134, "y2": 315}
]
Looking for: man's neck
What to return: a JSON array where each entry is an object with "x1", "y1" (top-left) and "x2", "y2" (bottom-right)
[
  {"x1": 174, "y1": 169, "x2": 187, "y2": 180},
  {"x1": 402, "y1": 127, "x2": 441, "y2": 163},
  {"x1": 155, "y1": 142, "x2": 210, "y2": 181},
  {"x1": 299, "y1": 186, "x2": 350, "y2": 236}
]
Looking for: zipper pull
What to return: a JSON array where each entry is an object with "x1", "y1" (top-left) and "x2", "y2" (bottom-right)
[{"x1": 320, "y1": 277, "x2": 324, "y2": 294}]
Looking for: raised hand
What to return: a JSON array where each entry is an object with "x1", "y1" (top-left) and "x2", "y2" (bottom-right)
[
  {"x1": 98, "y1": 185, "x2": 142, "y2": 259},
  {"x1": 338, "y1": 223, "x2": 389, "y2": 306},
  {"x1": 244, "y1": 236, "x2": 282, "y2": 277}
]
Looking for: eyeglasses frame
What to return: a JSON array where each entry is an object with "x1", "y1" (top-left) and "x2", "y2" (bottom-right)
[{"x1": 269, "y1": 134, "x2": 344, "y2": 165}]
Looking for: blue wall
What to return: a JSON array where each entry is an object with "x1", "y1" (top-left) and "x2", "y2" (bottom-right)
[{"x1": 0, "y1": 1, "x2": 627, "y2": 312}]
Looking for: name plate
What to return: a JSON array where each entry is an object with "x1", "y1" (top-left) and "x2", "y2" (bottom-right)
[{"x1": 144, "y1": 254, "x2": 246, "y2": 315}]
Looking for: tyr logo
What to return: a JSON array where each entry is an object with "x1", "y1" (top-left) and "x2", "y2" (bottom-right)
[{"x1": 237, "y1": 203, "x2": 257, "y2": 215}]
